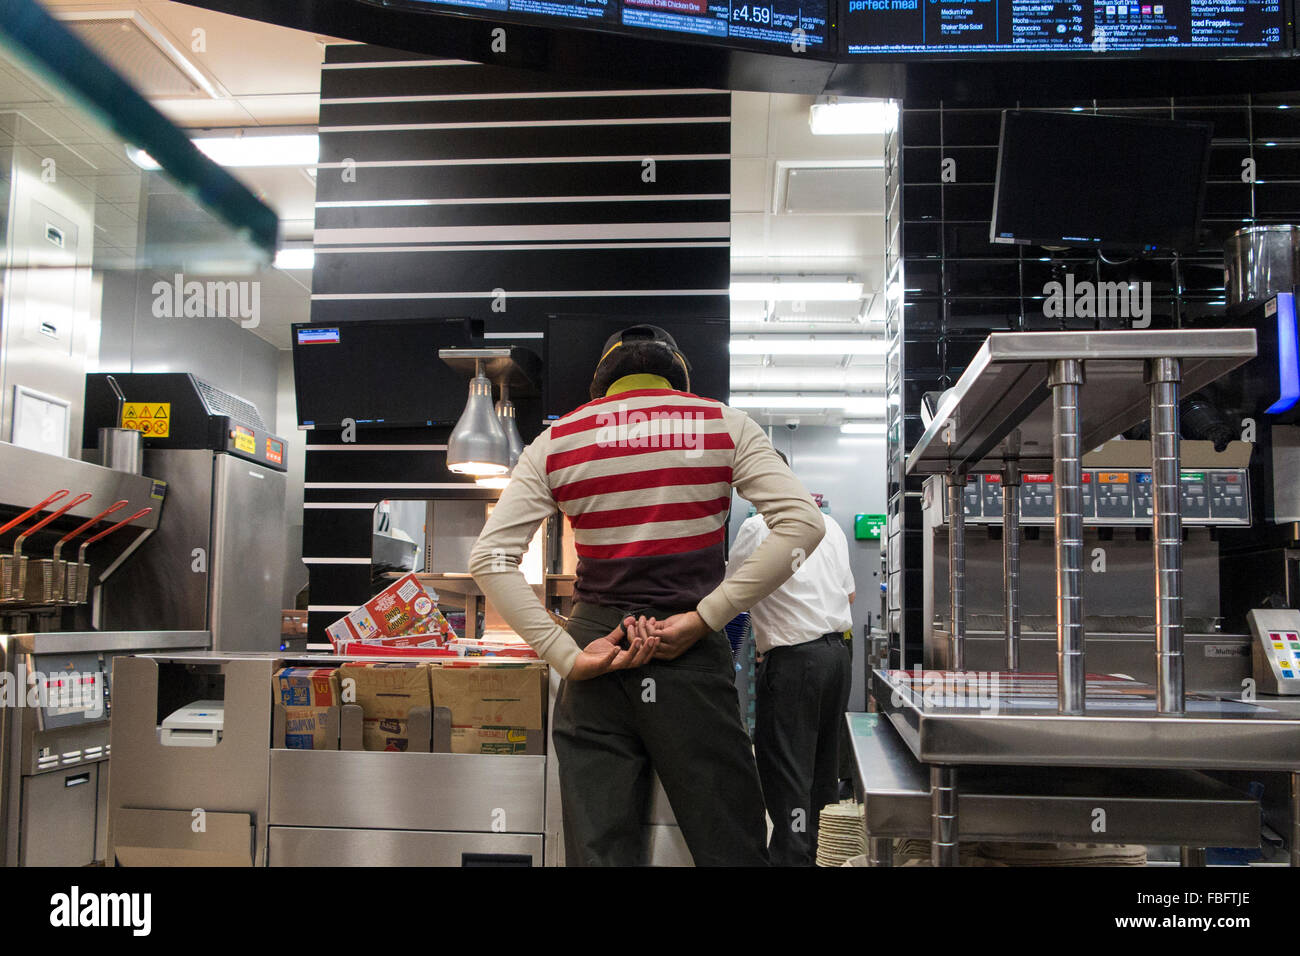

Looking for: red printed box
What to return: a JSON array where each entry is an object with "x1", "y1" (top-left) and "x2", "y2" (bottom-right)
[{"x1": 325, "y1": 572, "x2": 456, "y2": 648}]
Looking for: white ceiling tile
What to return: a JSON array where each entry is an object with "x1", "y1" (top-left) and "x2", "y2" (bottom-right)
[{"x1": 141, "y1": 3, "x2": 328, "y2": 99}]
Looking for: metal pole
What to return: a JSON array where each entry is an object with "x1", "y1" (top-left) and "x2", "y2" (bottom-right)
[
  {"x1": 1291, "y1": 771, "x2": 1300, "y2": 867},
  {"x1": 1147, "y1": 357, "x2": 1185, "y2": 716},
  {"x1": 947, "y1": 473, "x2": 966, "y2": 671},
  {"x1": 868, "y1": 836, "x2": 893, "y2": 868},
  {"x1": 930, "y1": 765, "x2": 958, "y2": 867},
  {"x1": 1179, "y1": 846, "x2": 1207, "y2": 867},
  {"x1": 1003, "y1": 449, "x2": 1022, "y2": 672},
  {"x1": 1050, "y1": 359, "x2": 1086, "y2": 715}
]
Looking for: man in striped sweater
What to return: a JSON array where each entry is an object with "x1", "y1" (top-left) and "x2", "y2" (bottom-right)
[{"x1": 470, "y1": 324, "x2": 825, "y2": 866}]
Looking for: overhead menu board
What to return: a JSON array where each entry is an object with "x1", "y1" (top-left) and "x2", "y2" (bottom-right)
[
  {"x1": 400, "y1": 0, "x2": 617, "y2": 24},
  {"x1": 391, "y1": 0, "x2": 831, "y2": 50},
  {"x1": 621, "y1": 0, "x2": 831, "y2": 50},
  {"x1": 842, "y1": 0, "x2": 1289, "y2": 55},
  {"x1": 381, "y1": 0, "x2": 1292, "y2": 56}
]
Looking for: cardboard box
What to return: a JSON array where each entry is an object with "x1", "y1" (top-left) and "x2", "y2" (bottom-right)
[
  {"x1": 275, "y1": 667, "x2": 340, "y2": 750},
  {"x1": 325, "y1": 573, "x2": 456, "y2": 648},
  {"x1": 276, "y1": 667, "x2": 340, "y2": 707},
  {"x1": 282, "y1": 708, "x2": 335, "y2": 750},
  {"x1": 428, "y1": 661, "x2": 545, "y2": 755},
  {"x1": 340, "y1": 662, "x2": 432, "y2": 752}
]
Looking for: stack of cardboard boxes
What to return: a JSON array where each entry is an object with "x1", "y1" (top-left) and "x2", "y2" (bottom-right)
[
  {"x1": 273, "y1": 660, "x2": 546, "y2": 754},
  {"x1": 275, "y1": 667, "x2": 341, "y2": 750}
]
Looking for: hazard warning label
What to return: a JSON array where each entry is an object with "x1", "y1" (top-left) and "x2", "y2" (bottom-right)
[{"x1": 121, "y1": 402, "x2": 170, "y2": 438}]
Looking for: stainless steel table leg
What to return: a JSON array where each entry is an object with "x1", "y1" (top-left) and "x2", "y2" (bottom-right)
[
  {"x1": 868, "y1": 836, "x2": 893, "y2": 868},
  {"x1": 947, "y1": 473, "x2": 966, "y2": 671},
  {"x1": 931, "y1": 765, "x2": 958, "y2": 867},
  {"x1": 1050, "y1": 359, "x2": 1086, "y2": 715},
  {"x1": 1179, "y1": 847, "x2": 1207, "y2": 867},
  {"x1": 1147, "y1": 357, "x2": 1185, "y2": 715},
  {"x1": 1003, "y1": 451, "x2": 1021, "y2": 672}
]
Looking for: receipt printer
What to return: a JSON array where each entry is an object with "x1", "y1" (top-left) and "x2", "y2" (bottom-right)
[{"x1": 160, "y1": 700, "x2": 225, "y2": 747}]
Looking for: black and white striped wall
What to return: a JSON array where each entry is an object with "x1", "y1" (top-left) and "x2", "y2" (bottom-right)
[{"x1": 301, "y1": 44, "x2": 731, "y2": 642}]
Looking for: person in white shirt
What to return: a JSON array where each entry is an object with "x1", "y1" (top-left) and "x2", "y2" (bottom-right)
[{"x1": 727, "y1": 453, "x2": 855, "y2": 867}]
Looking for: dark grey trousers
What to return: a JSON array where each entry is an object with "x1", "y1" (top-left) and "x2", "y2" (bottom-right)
[
  {"x1": 755, "y1": 634, "x2": 852, "y2": 867},
  {"x1": 552, "y1": 602, "x2": 769, "y2": 867}
]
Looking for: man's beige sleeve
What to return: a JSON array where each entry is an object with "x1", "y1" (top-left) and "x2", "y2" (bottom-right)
[
  {"x1": 696, "y1": 412, "x2": 826, "y2": 631},
  {"x1": 468, "y1": 437, "x2": 583, "y2": 677}
]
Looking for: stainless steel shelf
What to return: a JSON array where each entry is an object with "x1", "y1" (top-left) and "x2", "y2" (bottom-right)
[
  {"x1": 848, "y1": 712, "x2": 1261, "y2": 846},
  {"x1": 872, "y1": 667, "x2": 1300, "y2": 771},
  {"x1": 905, "y1": 330, "x2": 1257, "y2": 476}
]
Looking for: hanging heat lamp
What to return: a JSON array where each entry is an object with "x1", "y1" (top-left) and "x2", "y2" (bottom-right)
[{"x1": 445, "y1": 358, "x2": 510, "y2": 478}]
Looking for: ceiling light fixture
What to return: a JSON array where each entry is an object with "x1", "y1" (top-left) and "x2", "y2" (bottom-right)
[
  {"x1": 126, "y1": 133, "x2": 319, "y2": 170},
  {"x1": 730, "y1": 394, "x2": 887, "y2": 415},
  {"x1": 496, "y1": 382, "x2": 525, "y2": 468},
  {"x1": 729, "y1": 337, "x2": 887, "y2": 356},
  {"x1": 274, "y1": 248, "x2": 315, "y2": 270},
  {"x1": 729, "y1": 277, "x2": 865, "y2": 302},
  {"x1": 446, "y1": 359, "x2": 510, "y2": 478},
  {"x1": 808, "y1": 98, "x2": 899, "y2": 136},
  {"x1": 841, "y1": 422, "x2": 887, "y2": 435}
]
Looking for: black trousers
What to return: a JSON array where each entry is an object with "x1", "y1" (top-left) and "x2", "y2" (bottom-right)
[
  {"x1": 552, "y1": 602, "x2": 769, "y2": 867},
  {"x1": 755, "y1": 634, "x2": 852, "y2": 867}
]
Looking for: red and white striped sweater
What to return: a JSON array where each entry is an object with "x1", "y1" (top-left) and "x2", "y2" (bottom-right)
[{"x1": 470, "y1": 378, "x2": 825, "y2": 678}]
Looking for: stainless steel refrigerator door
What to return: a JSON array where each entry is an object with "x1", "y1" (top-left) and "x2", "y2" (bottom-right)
[{"x1": 210, "y1": 455, "x2": 286, "y2": 651}]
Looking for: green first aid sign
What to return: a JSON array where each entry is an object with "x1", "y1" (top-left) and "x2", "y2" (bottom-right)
[{"x1": 855, "y1": 513, "x2": 886, "y2": 540}]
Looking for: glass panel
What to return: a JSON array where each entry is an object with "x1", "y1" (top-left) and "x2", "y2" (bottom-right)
[{"x1": 0, "y1": 0, "x2": 276, "y2": 269}]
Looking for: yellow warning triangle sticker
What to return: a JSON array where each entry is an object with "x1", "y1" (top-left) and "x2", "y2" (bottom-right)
[
  {"x1": 139, "y1": 405, "x2": 153, "y2": 418},
  {"x1": 154, "y1": 406, "x2": 167, "y2": 419},
  {"x1": 124, "y1": 406, "x2": 136, "y2": 418}
]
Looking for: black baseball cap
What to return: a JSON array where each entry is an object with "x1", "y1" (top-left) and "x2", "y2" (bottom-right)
[{"x1": 598, "y1": 324, "x2": 683, "y2": 363}]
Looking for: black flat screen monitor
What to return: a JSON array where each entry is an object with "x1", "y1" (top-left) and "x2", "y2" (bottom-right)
[
  {"x1": 291, "y1": 317, "x2": 477, "y2": 429},
  {"x1": 544, "y1": 314, "x2": 730, "y2": 419},
  {"x1": 990, "y1": 110, "x2": 1212, "y2": 252}
]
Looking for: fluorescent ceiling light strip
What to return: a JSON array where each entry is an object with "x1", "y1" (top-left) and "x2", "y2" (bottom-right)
[
  {"x1": 808, "y1": 101, "x2": 899, "y2": 136},
  {"x1": 729, "y1": 337, "x2": 886, "y2": 356},
  {"x1": 730, "y1": 394, "x2": 887, "y2": 414},
  {"x1": 730, "y1": 280, "x2": 864, "y2": 301},
  {"x1": 130, "y1": 134, "x2": 320, "y2": 170},
  {"x1": 841, "y1": 422, "x2": 888, "y2": 434},
  {"x1": 274, "y1": 249, "x2": 314, "y2": 270}
]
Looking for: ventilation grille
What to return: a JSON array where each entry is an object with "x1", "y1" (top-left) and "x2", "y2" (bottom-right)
[
  {"x1": 194, "y1": 377, "x2": 266, "y2": 430},
  {"x1": 63, "y1": 16, "x2": 209, "y2": 99}
]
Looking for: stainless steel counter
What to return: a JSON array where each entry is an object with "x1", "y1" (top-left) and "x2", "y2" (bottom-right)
[
  {"x1": 847, "y1": 711, "x2": 1261, "y2": 855},
  {"x1": 872, "y1": 668, "x2": 1300, "y2": 771},
  {"x1": 906, "y1": 329, "x2": 1257, "y2": 476}
]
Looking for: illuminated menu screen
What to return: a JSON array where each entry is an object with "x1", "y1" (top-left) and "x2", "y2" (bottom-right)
[
  {"x1": 395, "y1": 0, "x2": 829, "y2": 48},
  {"x1": 621, "y1": 0, "x2": 831, "y2": 50},
  {"x1": 843, "y1": 0, "x2": 1287, "y2": 54}
]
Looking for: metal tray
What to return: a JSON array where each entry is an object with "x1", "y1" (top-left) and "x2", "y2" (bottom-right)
[
  {"x1": 905, "y1": 330, "x2": 1257, "y2": 476},
  {"x1": 872, "y1": 667, "x2": 1300, "y2": 771},
  {"x1": 847, "y1": 713, "x2": 1260, "y2": 846}
]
